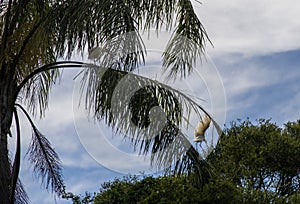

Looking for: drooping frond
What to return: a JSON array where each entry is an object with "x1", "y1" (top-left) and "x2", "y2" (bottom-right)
[
  {"x1": 87, "y1": 31, "x2": 146, "y2": 72},
  {"x1": 137, "y1": 125, "x2": 212, "y2": 187},
  {"x1": 163, "y1": 0, "x2": 211, "y2": 78},
  {"x1": 14, "y1": 179, "x2": 30, "y2": 204},
  {"x1": 125, "y1": 82, "x2": 213, "y2": 186},
  {"x1": 15, "y1": 104, "x2": 64, "y2": 197},
  {"x1": 19, "y1": 68, "x2": 60, "y2": 117},
  {"x1": 8, "y1": 158, "x2": 30, "y2": 204},
  {"x1": 78, "y1": 65, "x2": 222, "y2": 186},
  {"x1": 174, "y1": 143, "x2": 212, "y2": 186},
  {"x1": 54, "y1": 0, "x2": 210, "y2": 77},
  {"x1": 55, "y1": 0, "x2": 143, "y2": 60},
  {"x1": 26, "y1": 126, "x2": 64, "y2": 196}
]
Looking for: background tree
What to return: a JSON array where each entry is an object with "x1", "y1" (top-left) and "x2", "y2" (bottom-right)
[
  {"x1": 0, "y1": 0, "x2": 218, "y2": 203},
  {"x1": 89, "y1": 118, "x2": 300, "y2": 204},
  {"x1": 207, "y1": 118, "x2": 300, "y2": 203},
  {"x1": 94, "y1": 175, "x2": 203, "y2": 204}
]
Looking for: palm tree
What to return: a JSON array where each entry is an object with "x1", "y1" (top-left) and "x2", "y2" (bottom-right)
[{"x1": 0, "y1": 0, "x2": 221, "y2": 203}]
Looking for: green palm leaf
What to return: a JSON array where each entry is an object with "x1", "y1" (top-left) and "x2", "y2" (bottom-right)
[{"x1": 79, "y1": 65, "x2": 222, "y2": 187}]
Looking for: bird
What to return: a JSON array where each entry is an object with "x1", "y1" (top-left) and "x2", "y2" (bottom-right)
[{"x1": 194, "y1": 115, "x2": 211, "y2": 143}]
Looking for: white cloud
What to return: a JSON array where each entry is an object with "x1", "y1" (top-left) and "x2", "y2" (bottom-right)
[
  {"x1": 193, "y1": 0, "x2": 300, "y2": 56},
  {"x1": 216, "y1": 53, "x2": 300, "y2": 124},
  {"x1": 222, "y1": 64, "x2": 277, "y2": 96}
]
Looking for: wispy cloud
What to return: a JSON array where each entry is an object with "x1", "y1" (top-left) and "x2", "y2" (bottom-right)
[
  {"x1": 194, "y1": 0, "x2": 300, "y2": 56},
  {"x1": 215, "y1": 50, "x2": 300, "y2": 124}
]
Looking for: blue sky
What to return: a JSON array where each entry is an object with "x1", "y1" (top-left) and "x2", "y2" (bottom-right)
[
  {"x1": 215, "y1": 50, "x2": 300, "y2": 124},
  {"x1": 10, "y1": 0, "x2": 300, "y2": 203}
]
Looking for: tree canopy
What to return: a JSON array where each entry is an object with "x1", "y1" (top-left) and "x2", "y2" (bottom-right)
[
  {"x1": 207, "y1": 118, "x2": 300, "y2": 202},
  {"x1": 68, "y1": 118, "x2": 300, "y2": 203}
]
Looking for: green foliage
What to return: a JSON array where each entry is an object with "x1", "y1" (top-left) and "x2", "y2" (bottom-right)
[
  {"x1": 89, "y1": 119, "x2": 300, "y2": 204},
  {"x1": 62, "y1": 192, "x2": 95, "y2": 204},
  {"x1": 92, "y1": 175, "x2": 245, "y2": 204},
  {"x1": 208, "y1": 118, "x2": 300, "y2": 202},
  {"x1": 94, "y1": 175, "x2": 203, "y2": 204},
  {"x1": 80, "y1": 67, "x2": 218, "y2": 186}
]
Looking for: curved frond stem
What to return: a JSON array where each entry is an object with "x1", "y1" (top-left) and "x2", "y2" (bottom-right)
[
  {"x1": 14, "y1": 103, "x2": 43, "y2": 138},
  {"x1": 10, "y1": 107, "x2": 21, "y2": 204},
  {"x1": 15, "y1": 61, "x2": 86, "y2": 99},
  {"x1": 14, "y1": 103, "x2": 38, "y2": 141},
  {"x1": 78, "y1": 64, "x2": 223, "y2": 140}
]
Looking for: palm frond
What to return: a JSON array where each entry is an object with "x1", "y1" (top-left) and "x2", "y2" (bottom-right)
[
  {"x1": 163, "y1": 0, "x2": 211, "y2": 78},
  {"x1": 54, "y1": 0, "x2": 209, "y2": 77},
  {"x1": 174, "y1": 143, "x2": 212, "y2": 186},
  {"x1": 127, "y1": 86, "x2": 213, "y2": 186},
  {"x1": 88, "y1": 31, "x2": 146, "y2": 72},
  {"x1": 131, "y1": 0, "x2": 177, "y2": 31},
  {"x1": 26, "y1": 126, "x2": 64, "y2": 196},
  {"x1": 19, "y1": 68, "x2": 60, "y2": 117},
  {"x1": 2, "y1": 0, "x2": 57, "y2": 74},
  {"x1": 79, "y1": 65, "x2": 222, "y2": 186},
  {"x1": 0, "y1": 0, "x2": 61, "y2": 116},
  {"x1": 14, "y1": 179, "x2": 30, "y2": 204},
  {"x1": 8, "y1": 158, "x2": 30, "y2": 204},
  {"x1": 0, "y1": 2, "x2": 7, "y2": 37},
  {"x1": 55, "y1": 0, "x2": 143, "y2": 61},
  {"x1": 15, "y1": 104, "x2": 64, "y2": 197}
]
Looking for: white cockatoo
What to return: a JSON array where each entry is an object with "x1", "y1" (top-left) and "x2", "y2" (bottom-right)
[{"x1": 194, "y1": 115, "x2": 211, "y2": 143}]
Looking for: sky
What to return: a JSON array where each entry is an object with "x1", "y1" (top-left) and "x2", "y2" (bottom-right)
[{"x1": 9, "y1": 0, "x2": 300, "y2": 203}]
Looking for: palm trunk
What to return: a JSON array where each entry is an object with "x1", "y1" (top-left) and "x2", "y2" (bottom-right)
[
  {"x1": 0, "y1": 77, "x2": 17, "y2": 203},
  {"x1": 0, "y1": 133, "x2": 10, "y2": 204}
]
